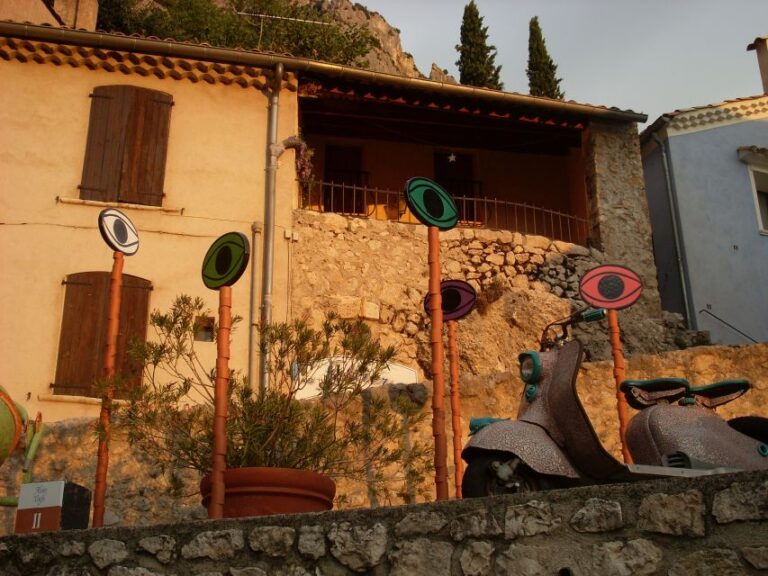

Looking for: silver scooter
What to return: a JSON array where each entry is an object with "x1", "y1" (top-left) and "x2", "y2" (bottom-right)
[{"x1": 462, "y1": 308, "x2": 768, "y2": 497}]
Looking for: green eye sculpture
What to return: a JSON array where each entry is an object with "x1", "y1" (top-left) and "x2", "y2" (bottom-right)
[
  {"x1": 404, "y1": 177, "x2": 458, "y2": 230},
  {"x1": 201, "y1": 232, "x2": 250, "y2": 290}
]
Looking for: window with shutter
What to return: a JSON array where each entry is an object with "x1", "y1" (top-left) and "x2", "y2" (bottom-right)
[
  {"x1": 53, "y1": 272, "x2": 152, "y2": 398},
  {"x1": 79, "y1": 85, "x2": 173, "y2": 207}
]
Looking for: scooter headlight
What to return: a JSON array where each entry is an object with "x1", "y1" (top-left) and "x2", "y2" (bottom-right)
[{"x1": 519, "y1": 352, "x2": 542, "y2": 384}]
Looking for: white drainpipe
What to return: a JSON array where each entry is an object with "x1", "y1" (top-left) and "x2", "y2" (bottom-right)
[{"x1": 257, "y1": 64, "x2": 306, "y2": 393}]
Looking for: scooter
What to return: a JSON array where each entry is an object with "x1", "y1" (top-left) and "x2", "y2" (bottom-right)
[{"x1": 461, "y1": 308, "x2": 768, "y2": 497}]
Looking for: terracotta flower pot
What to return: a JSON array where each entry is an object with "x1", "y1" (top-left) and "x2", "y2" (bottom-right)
[{"x1": 200, "y1": 467, "x2": 336, "y2": 518}]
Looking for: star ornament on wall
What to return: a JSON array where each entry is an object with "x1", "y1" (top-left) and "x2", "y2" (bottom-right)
[{"x1": 447, "y1": 153, "x2": 457, "y2": 163}]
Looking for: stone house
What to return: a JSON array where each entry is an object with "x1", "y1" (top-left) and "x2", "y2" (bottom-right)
[
  {"x1": 640, "y1": 37, "x2": 768, "y2": 345},
  {"x1": 0, "y1": 2, "x2": 664, "y2": 424}
]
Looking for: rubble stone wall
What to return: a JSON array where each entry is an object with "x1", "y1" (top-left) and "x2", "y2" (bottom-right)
[
  {"x1": 1, "y1": 471, "x2": 766, "y2": 575},
  {"x1": 584, "y1": 121, "x2": 667, "y2": 354},
  {"x1": 1, "y1": 343, "x2": 765, "y2": 535},
  {"x1": 290, "y1": 210, "x2": 669, "y2": 370}
]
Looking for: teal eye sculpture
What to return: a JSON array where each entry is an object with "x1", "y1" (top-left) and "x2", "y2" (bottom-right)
[{"x1": 404, "y1": 177, "x2": 459, "y2": 231}]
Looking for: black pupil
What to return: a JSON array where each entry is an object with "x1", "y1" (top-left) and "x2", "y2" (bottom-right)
[
  {"x1": 113, "y1": 219, "x2": 128, "y2": 244},
  {"x1": 215, "y1": 246, "x2": 233, "y2": 275},
  {"x1": 442, "y1": 288, "x2": 461, "y2": 312},
  {"x1": 598, "y1": 275, "x2": 624, "y2": 300},
  {"x1": 423, "y1": 188, "x2": 444, "y2": 219}
]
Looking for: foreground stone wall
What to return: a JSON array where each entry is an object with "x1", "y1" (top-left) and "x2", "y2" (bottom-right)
[
  {"x1": 1, "y1": 471, "x2": 766, "y2": 575},
  {"x1": 1, "y1": 343, "x2": 766, "y2": 535}
]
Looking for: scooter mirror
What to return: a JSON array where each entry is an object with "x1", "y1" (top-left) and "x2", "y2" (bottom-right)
[
  {"x1": 580, "y1": 308, "x2": 607, "y2": 323},
  {"x1": 519, "y1": 352, "x2": 542, "y2": 384}
]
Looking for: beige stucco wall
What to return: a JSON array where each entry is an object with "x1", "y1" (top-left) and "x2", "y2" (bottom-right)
[{"x1": 0, "y1": 57, "x2": 299, "y2": 421}]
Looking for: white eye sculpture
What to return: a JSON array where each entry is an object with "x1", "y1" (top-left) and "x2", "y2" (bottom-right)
[{"x1": 98, "y1": 208, "x2": 140, "y2": 255}]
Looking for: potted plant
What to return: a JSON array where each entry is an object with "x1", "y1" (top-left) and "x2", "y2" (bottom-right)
[{"x1": 119, "y1": 295, "x2": 416, "y2": 517}]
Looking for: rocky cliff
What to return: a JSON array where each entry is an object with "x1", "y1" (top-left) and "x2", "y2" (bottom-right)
[
  {"x1": 304, "y1": 0, "x2": 423, "y2": 77},
  {"x1": 302, "y1": 0, "x2": 459, "y2": 79}
]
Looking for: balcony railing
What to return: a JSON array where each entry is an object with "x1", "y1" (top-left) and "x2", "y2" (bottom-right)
[{"x1": 300, "y1": 180, "x2": 590, "y2": 246}]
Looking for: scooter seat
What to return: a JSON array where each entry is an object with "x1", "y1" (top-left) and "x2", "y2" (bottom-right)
[
  {"x1": 620, "y1": 378, "x2": 690, "y2": 410},
  {"x1": 688, "y1": 380, "x2": 750, "y2": 408},
  {"x1": 728, "y1": 416, "x2": 768, "y2": 444}
]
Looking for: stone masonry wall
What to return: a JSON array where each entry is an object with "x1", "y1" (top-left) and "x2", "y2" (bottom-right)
[
  {"x1": 1, "y1": 470, "x2": 766, "y2": 575},
  {"x1": 1, "y1": 342, "x2": 765, "y2": 535},
  {"x1": 290, "y1": 210, "x2": 670, "y2": 372},
  {"x1": 584, "y1": 121, "x2": 667, "y2": 354}
]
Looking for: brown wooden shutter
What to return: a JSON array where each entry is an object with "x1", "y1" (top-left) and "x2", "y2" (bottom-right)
[
  {"x1": 80, "y1": 87, "x2": 127, "y2": 202},
  {"x1": 53, "y1": 272, "x2": 109, "y2": 396},
  {"x1": 79, "y1": 86, "x2": 172, "y2": 207},
  {"x1": 114, "y1": 275, "x2": 152, "y2": 398},
  {"x1": 53, "y1": 272, "x2": 151, "y2": 397},
  {"x1": 119, "y1": 89, "x2": 173, "y2": 206}
]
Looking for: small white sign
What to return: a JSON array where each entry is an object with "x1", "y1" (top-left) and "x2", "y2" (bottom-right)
[
  {"x1": 18, "y1": 481, "x2": 66, "y2": 510},
  {"x1": 295, "y1": 359, "x2": 419, "y2": 400}
]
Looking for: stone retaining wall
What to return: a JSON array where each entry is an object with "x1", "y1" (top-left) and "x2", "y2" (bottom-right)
[
  {"x1": 2, "y1": 343, "x2": 766, "y2": 534},
  {"x1": 291, "y1": 210, "x2": 670, "y2": 369},
  {"x1": 1, "y1": 471, "x2": 766, "y2": 575}
]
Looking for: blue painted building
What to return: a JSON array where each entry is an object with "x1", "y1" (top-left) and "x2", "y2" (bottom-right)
[{"x1": 641, "y1": 89, "x2": 768, "y2": 344}]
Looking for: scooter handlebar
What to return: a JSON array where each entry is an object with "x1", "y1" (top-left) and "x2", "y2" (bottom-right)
[
  {"x1": 540, "y1": 308, "x2": 606, "y2": 349},
  {"x1": 576, "y1": 308, "x2": 607, "y2": 324}
]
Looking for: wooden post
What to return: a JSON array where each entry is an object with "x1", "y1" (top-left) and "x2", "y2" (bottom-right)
[
  {"x1": 607, "y1": 309, "x2": 633, "y2": 464},
  {"x1": 428, "y1": 226, "x2": 448, "y2": 501},
  {"x1": 448, "y1": 320, "x2": 463, "y2": 499},
  {"x1": 209, "y1": 285, "x2": 232, "y2": 519},
  {"x1": 92, "y1": 251, "x2": 123, "y2": 528}
]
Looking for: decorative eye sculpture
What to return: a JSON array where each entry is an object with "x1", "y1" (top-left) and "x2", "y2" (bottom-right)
[
  {"x1": 579, "y1": 264, "x2": 643, "y2": 310},
  {"x1": 423, "y1": 280, "x2": 477, "y2": 321},
  {"x1": 98, "y1": 208, "x2": 139, "y2": 255},
  {"x1": 404, "y1": 177, "x2": 459, "y2": 231},
  {"x1": 201, "y1": 232, "x2": 250, "y2": 290}
]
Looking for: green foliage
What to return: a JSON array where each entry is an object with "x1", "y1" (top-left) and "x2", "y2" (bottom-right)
[
  {"x1": 96, "y1": 0, "x2": 373, "y2": 67},
  {"x1": 454, "y1": 0, "x2": 503, "y2": 90},
  {"x1": 526, "y1": 16, "x2": 564, "y2": 99},
  {"x1": 95, "y1": 0, "x2": 143, "y2": 33},
  {"x1": 388, "y1": 387, "x2": 433, "y2": 504},
  {"x1": 120, "y1": 295, "x2": 428, "y2": 502}
]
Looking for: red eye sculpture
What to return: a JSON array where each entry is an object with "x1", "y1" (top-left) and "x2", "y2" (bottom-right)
[{"x1": 579, "y1": 264, "x2": 643, "y2": 310}]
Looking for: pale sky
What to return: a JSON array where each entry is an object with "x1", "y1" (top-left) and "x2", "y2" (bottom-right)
[{"x1": 360, "y1": 0, "x2": 768, "y2": 126}]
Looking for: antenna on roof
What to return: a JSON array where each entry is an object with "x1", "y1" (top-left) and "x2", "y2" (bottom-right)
[{"x1": 235, "y1": 11, "x2": 336, "y2": 51}]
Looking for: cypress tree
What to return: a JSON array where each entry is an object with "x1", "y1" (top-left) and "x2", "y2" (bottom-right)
[
  {"x1": 526, "y1": 16, "x2": 564, "y2": 99},
  {"x1": 455, "y1": 1, "x2": 503, "y2": 90}
]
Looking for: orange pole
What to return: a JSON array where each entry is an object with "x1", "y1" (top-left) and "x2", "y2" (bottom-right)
[
  {"x1": 92, "y1": 251, "x2": 123, "y2": 528},
  {"x1": 428, "y1": 226, "x2": 448, "y2": 501},
  {"x1": 448, "y1": 320, "x2": 463, "y2": 499},
  {"x1": 608, "y1": 309, "x2": 633, "y2": 464},
  {"x1": 209, "y1": 285, "x2": 232, "y2": 519}
]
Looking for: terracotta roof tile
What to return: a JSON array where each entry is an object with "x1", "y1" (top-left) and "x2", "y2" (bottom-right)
[{"x1": 0, "y1": 20, "x2": 645, "y2": 121}]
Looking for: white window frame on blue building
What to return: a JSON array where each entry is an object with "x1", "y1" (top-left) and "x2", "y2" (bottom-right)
[{"x1": 737, "y1": 146, "x2": 768, "y2": 235}]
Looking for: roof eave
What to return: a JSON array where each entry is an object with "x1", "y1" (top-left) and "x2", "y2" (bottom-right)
[
  {"x1": 0, "y1": 21, "x2": 647, "y2": 123},
  {"x1": 639, "y1": 115, "x2": 671, "y2": 145}
]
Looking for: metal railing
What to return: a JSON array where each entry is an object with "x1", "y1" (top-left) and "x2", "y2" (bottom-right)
[{"x1": 300, "y1": 180, "x2": 591, "y2": 246}]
